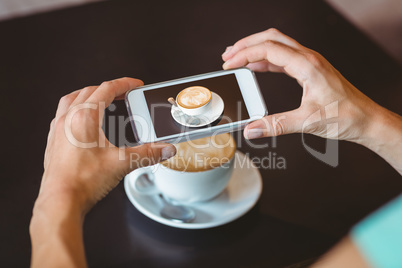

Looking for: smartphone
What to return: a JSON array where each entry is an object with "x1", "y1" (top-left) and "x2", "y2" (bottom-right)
[{"x1": 125, "y1": 68, "x2": 268, "y2": 144}]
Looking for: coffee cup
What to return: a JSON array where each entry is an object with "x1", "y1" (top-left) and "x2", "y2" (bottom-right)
[
  {"x1": 176, "y1": 86, "x2": 212, "y2": 116},
  {"x1": 132, "y1": 133, "x2": 236, "y2": 203}
]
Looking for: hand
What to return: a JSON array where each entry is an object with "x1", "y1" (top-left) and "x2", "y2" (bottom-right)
[
  {"x1": 36, "y1": 77, "x2": 176, "y2": 214},
  {"x1": 222, "y1": 28, "x2": 381, "y2": 144},
  {"x1": 221, "y1": 29, "x2": 402, "y2": 268},
  {"x1": 311, "y1": 237, "x2": 371, "y2": 268}
]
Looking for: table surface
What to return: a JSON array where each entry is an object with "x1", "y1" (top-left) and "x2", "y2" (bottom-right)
[{"x1": 1, "y1": 0, "x2": 402, "y2": 267}]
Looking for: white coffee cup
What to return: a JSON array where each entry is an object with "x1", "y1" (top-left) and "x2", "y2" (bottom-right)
[
  {"x1": 133, "y1": 157, "x2": 234, "y2": 203},
  {"x1": 132, "y1": 134, "x2": 236, "y2": 203},
  {"x1": 176, "y1": 86, "x2": 212, "y2": 116}
]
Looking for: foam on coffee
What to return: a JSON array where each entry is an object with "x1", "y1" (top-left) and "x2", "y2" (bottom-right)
[
  {"x1": 176, "y1": 86, "x2": 212, "y2": 109},
  {"x1": 162, "y1": 133, "x2": 236, "y2": 172}
]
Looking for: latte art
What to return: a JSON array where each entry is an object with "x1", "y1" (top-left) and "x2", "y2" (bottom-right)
[
  {"x1": 177, "y1": 86, "x2": 212, "y2": 109},
  {"x1": 162, "y1": 133, "x2": 236, "y2": 172}
]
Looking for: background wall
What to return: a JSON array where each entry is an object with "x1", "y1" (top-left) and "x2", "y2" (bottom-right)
[
  {"x1": 0, "y1": 0, "x2": 401, "y2": 63},
  {"x1": 326, "y1": 0, "x2": 402, "y2": 63},
  {"x1": 0, "y1": 0, "x2": 100, "y2": 21}
]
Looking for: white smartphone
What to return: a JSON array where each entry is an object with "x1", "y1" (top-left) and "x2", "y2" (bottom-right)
[{"x1": 125, "y1": 68, "x2": 268, "y2": 144}]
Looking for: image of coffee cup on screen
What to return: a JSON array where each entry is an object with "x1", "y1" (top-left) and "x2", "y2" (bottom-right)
[
  {"x1": 142, "y1": 73, "x2": 251, "y2": 140},
  {"x1": 167, "y1": 86, "x2": 224, "y2": 128}
]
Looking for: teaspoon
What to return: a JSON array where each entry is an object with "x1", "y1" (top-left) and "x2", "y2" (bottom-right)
[
  {"x1": 136, "y1": 173, "x2": 196, "y2": 223},
  {"x1": 168, "y1": 97, "x2": 201, "y2": 126}
]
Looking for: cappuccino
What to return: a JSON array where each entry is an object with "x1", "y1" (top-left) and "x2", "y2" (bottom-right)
[
  {"x1": 162, "y1": 133, "x2": 236, "y2": 172},
  {"x1": 176, "y1": 86, "x2": 212, "y2": 109}
]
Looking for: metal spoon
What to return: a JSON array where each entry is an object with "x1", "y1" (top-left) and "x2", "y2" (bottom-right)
[
  {"x1": 168, "y1": 97, "x2": 201, "y2": 126},
  {"x1": 159, "y1": 193, "x2": 195, "y2": 223},
  {"x1": 168, "y1": 97, "x2": 178, "y2": 107},
  {"x1": 136, "y1": 173, "x2": 196, "y2": 223}
]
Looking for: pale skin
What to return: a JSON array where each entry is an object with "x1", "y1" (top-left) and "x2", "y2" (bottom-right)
[
  {"x1": 30, "y1": 78, "x2": 177, "y2": 267},
  {"x1": 30, "y1": 29, "x2": 402, "y2": 267},
  {"x1": 222, "y1": 28, "x2": 402, "y2": 267}
]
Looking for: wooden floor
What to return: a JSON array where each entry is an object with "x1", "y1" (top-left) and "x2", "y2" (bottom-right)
[
  {"x1": 0, "y1": 0, "x2": 401, "y2": 63},
  {"x1": 327, "y1": 0, "x2": 402, "y2": 63}
]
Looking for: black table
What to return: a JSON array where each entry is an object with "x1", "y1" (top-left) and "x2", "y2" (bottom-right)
[{"x1": 1, "y1": 0, "x2": 402, "y2": 267}]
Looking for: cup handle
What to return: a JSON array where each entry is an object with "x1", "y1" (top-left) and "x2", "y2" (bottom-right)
[{"x1": 131, "y1": 167, "x2": 159, "y2": 195}]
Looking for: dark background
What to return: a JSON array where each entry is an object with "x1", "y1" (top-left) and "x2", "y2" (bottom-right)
[
  {"x1": 143, "y1": 73, "x2": 249, "y2": 137},
  {"x1": 1, "y1": 0, "x2": 401, "y2": 267}
]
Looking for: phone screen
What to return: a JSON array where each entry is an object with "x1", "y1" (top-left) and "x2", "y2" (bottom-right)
[{"x1": 143, "y1": 74, "x2": 249, "y2": 138}]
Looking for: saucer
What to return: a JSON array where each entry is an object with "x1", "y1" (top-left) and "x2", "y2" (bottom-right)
[
  {"x1": 171, "y1": 92, "x2": 224, "y2": 127},
  {"x1": 124, "y1": 151, "x2": 262, "y2": 229}
]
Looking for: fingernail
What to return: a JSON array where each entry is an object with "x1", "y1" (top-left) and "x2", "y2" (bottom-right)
[
  {"x1": 245, "y1": 128, "x2": 265, "y2": 139},
  {"x1": 161, "y1": 145, "x2": 176, "y2": 161},
  {"x1": 222, "y1": 46, "x2": 233, "y2": 56},
  {"x1": 222, "y1": 59, "x2": 232, "y2": 70}
]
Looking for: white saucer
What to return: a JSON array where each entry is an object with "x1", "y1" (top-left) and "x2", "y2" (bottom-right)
[
  {"x1": 124, "y1": 151, "x2": 263, "y2": 229},
  {"x1": 170, "y1": 92, "x2": 224, "y2": 127}
]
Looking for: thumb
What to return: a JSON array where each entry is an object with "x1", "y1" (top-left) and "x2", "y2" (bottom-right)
[
  {"x1": 122, "y1": 143, "x2": 177, "y2": 171},
  {"x1": 244, "y1": 109, "x2": 304, "y2": 139}
]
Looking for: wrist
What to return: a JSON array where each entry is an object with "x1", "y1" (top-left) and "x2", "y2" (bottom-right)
[
  {"x1": 31, "y1": 180, "x2": 87, "y2": 239},
  {"x1": 31, "y1": 190, "x2": 85, "y2": 230},
  {"x1": 355, "y1": 103, "x2": 402, "y2": 174},
  {"x1": 359, "y1": 105, "x2": 402, "y2": 149},
  {"x1": 30, "y1": 186, "x2": 88, "y2": 268},
  {"x1": 36, "y1": 170, "x2": 94, "y2": 214}
]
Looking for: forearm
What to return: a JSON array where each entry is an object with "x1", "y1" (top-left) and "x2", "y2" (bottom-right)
[
  {"x1": 30, "y1": 193, "x2": 87, "y2": 268},
  {"x1": 315, "y1": 194, "x2": 402, "y2": 268},
  {"x1": 358, "y1": 104, "x2": 402, "y2": 175},
  {"x1": 311, "y1": 237, "x2": 370, "y2": 268}
]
